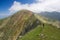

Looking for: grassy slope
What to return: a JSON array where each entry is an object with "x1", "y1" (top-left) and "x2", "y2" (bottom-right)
[
  {"x1": 18, "y1": 14, "x2": 60, "y2": 40},
  {"x1": 34, "y1": 14, "x2": 60, "y2": 28},
  {"x1": 0, "y1": 17, "x2": 9, "y2": 25},
  {"x1": 0, "y1": 19, "x2": 5, "y2": 25},
  {"x1": 18, "y1": 25, "x2": 42, "y2": 40},
  {"x1": 0, "y1": 10, "x2": 60, "y2": 40},
  {"x1": 0, "y1": 10, "x2": 40, "y2": 40},
  {"x1": 42, "y1": 24, "x2": 60, "y2": 40},
  {"x1": 18, "y1": 24, "x2": 60, "y2": 40}
]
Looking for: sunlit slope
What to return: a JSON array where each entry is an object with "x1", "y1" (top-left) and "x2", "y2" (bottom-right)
[
  {"x1": 0, "y1": 18, "x2": 10, "y2": 29},
  {"x1": 34, "y1": 14, "x2": 60, "y2": 28},
  {"x1": 0, "y1": 10, "x2": 60, "y2": 40},
  {"x1": 0, "y1": 10, "x2": 41, "y2": 40},
  {"x1": 18, "y1": 13, "x2": 60, "y2": 40},
  {"x1": 18, "y1": 24, "x2": 60, "y2": 40}
]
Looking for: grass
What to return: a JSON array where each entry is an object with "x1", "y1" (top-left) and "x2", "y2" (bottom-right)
[
  {"x1": 0, "y1": 18, "x2": 8, "y2": 25},
  {"x1": 0, "y1": 19, "x2": 4, "y2": 25},
  {"x1": 18, "y1": 24, "x2": 60, "y2": 40},
  {"x1": 0, "y1": 10, "x2": 60, "y2": 40},
  {"x1": 18, "y1": 25, "x2": 42, "y2": 40},
  {"x1": 0, "y1": 11, "x2": 38, "y2": 40},
  {"x1": 42, "y1": 24, "x2": 60, "y2": 40}
]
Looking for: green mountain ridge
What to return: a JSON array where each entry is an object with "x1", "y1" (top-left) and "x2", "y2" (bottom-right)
[
  {"x1": 18, "y1": 24, "x2": 60, "y2": 40},
  {"x1": 0, "y1": 10, "x2": 60, "y2": 40}
]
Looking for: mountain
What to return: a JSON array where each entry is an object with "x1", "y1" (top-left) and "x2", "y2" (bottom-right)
[
  {"x1": 18, "y1": 23, "x2": 60, "y2": 40},
  {"x1": 0, "y1": 10, "x2": 42, "y2": 40},
  {"x1": 39, "y1": 12, "x2": 60, "y2": 21},
  {"x1": 0, "y1": 10, "x2": 60, "y2": 40}
]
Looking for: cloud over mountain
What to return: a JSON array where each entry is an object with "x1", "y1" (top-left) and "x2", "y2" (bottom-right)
[{"x1": 9, "y1": 0, "x2": 60, "y2": 13}]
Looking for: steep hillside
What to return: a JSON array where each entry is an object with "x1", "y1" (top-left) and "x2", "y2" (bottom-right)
[
  {"x1": 18, "y1": 24, "x2": 60, "y2": 40},
  {"x1": 0, "y1": 10, "x2": 42, "y2": 40},
  {"x1": 17, "y1": 13, "x2": 60, "y2": 40},
  {"x1": 35, "y1": 14, "x2": 60, "y2": 28},
  {"x1": 0, "y1": 10, "x2": 60, "y2": 40},
  {"x1": 0, "y1": 18, "x2": 10, "y2": 29}
]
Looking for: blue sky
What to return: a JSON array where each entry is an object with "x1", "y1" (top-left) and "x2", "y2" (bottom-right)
[
  {"x1": 0, "y1": 0, "x2": 36, "y2": 18},
  {"x1": 0, "y1": 0, "x2": 60, "y2": 19}
]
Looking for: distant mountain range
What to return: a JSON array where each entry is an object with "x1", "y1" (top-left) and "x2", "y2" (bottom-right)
[{"x1": 39, "y1": 11, "x2": 60, "y2": 21}]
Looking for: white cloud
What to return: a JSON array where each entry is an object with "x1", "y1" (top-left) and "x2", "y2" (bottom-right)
[{"x1": 9, "y1": 0, "x2": 60, "y2": 13}]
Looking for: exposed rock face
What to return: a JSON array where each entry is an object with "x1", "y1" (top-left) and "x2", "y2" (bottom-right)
[
  {"x1": 0, "y1": 10, "x2": 41, "y2": 40},
  {"x1": 20, "y1": 19, "x2": 41, "y2": 35}
]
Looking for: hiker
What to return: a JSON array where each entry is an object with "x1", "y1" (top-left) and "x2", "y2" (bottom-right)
[{"x1": 42, "y1": 23, "x2": 44, "y2": 28}]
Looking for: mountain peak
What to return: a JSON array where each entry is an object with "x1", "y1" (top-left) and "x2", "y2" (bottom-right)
[
  {"x1": 0, "y1": 10, "x2": 40, "y2": 40},
  {"x1": 17, "y1": 9, "x2": 33, "y2": 14}
]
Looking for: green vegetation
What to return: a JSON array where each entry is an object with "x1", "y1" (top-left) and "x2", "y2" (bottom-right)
[
  {"x1": 42, "y1": 24, "x2": 60, "y2": 40},
  {"x1": 18, "y1": 25, "x2": 42, "y2": 40},
  {"x1": 0, "y1": 18, "x2": 6, "y2": 25},
  {"x1": 0, "y1": 10, "x2": 41, "y2": 40},
  {"x1": 18, "y1": 24, "x2": 60, "y2": 40},
  {"x1": 0, "y1": 10, "x2": 60, "y2": 40}
]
